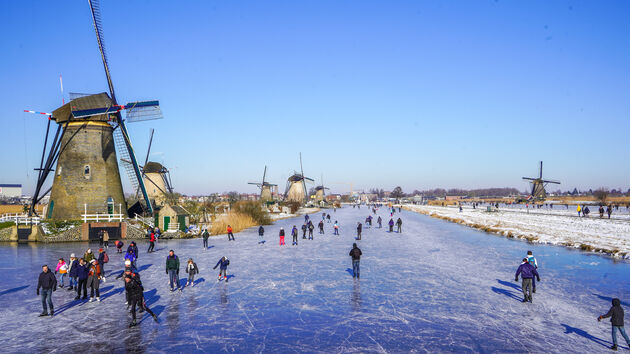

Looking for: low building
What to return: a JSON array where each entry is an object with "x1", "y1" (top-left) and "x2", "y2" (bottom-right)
[
  {"x1": 0, "y1": 184, "x2": 22, "y2": 199},
  {"x1": 155, "y1": 204, "x2": 190, "y2": 232}
]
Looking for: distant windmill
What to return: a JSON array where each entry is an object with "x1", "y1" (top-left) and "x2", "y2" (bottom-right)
[
  {"x1": 27, "y1": 0, "x2": 163, "y2": 218},
  {"x1": 522, "y1": 161, "x2": 560, "y2": 201},
  {"x1": 248, "y1": 166, "x2": 277, "y2": 202},
  {"x1": 284, "y1": 153, "x2": 314, "y2": 204},
  {"x1": 313, "y1": 174, "x2": 329, "y2": 203}
]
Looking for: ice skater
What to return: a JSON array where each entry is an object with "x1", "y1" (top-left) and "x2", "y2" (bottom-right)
[
  {"x1": 327, "y1": 214, "x2": 331, "y2": 223},
  {"x1": 54, "y1": 258, "x2": 68, "y2": 288},
  {"x1": 87, "y1": 259, "x2": 102, "y2": 302},
  {"x1": 166, "y1": 250, "x2": 181, "y2": 291},
  {"x1": 308, "y1": 222, "x2": 314, "y2": 239},
  {"x1": 292, "y1": 225, "x2": 299, "y2": 245},
  {"x1": 125, "y1": 249, "x2": 137, "y2": 270},
  {"x1": 598, "y1": 298, "x2": 630, "y2": 350},
  {"x1": 349, "y1": 243, "x2": 362, "y2": 279},
  {"x1": 202, "y1": 228, "x2": 210, "y2": 249},
  {"x1": 213, "y1": 256, "x2": 230, "y2": 282},
  {"x1": 356, "y1": 222, "x2": 362, "y2": 240},
  {"x1": 124, "y1": 269, "x2": 158, "y2": 328},
  {"x1": 75, "y1": 258, "x2": 89, "y2": 300},
  {"x1": 97, "y1": 248, "x2": 109, "y2": 280},
  {"x1": 227, "y1": 225, "x2": 235, "y2": 241},
  {"x1": 526, "y1": 251, "x2": 539, "y2": 293},
  {"x1": 37, "y1": 264, "x2": 57, "y2": 317},
  {"x1": 185, "y1": 258, "x2": 199, "y2": 287},
  {"x1": 301, "y1": 223, "x2": 307, "y2": 239},
  {"x1": 148, "y1": 231, "x2": 156, "y2": 253},
  {"x1": 279, "y1": 227, "x2": 285, "y2": 246},
  {"x1": 334, "y1": 221, "x2": 340, "y2": 235},
  {"x1": 67, "y1": 254, "x2": 78, "y2": 291},
  {"x1": 318, "y1": 220, "x2": 324, "y2": 234},
  {"x1": 388, "y1": 218, "x2": 394, "y2": 232},
  {"x1": 258, "y1": 226, "x2": 265, "y2": 244},
  {"x1": 377, "y1": 216, "x2": 382, "y2": 228},
  {"x1": 515, "y1": 258, "x2": 540, "y2": 303},
  {"x1": 115, "y1": 240, "x2": 124, "y2": 253},
  {"x1": 396, "y1": 218, "x2": 402, "y2": 233}
]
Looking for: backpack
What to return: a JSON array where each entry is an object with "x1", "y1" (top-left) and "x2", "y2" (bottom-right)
[{"x1": 103, "y1": 253, "x2": 109, "y2": 263}]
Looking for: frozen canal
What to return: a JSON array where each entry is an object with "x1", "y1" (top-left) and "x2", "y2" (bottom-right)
[{"x1": 0, "y1": 206, "x2": 628, "y2": 353}]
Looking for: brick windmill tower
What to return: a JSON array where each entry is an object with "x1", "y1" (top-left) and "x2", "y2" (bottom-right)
[{"x1": 28, "y1": 0, "x2": 162, "y2": 219}]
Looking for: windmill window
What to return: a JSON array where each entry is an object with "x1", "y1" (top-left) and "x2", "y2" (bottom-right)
[
  {"x1": 84, "y1": 165, "x2": 91, "y2": 179},
  {"x1": 57, "y1": 166, "x2": 62, "y2": 176}
]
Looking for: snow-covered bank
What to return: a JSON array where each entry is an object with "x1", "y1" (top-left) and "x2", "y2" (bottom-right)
[{"x1": 404, "y1": 204, "x2": 630, "y2": 258}]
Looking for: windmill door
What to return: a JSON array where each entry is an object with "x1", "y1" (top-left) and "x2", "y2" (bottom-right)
[{"x1": 164, "y1": 216, "x2": 170, "y2": 231}]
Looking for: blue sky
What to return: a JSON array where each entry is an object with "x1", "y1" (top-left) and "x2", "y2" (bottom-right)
[{"x1": 1, "y1": 0, "x2": 629, "y2": 195}]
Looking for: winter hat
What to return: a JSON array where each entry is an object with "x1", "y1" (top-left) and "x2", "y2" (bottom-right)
[
  {"x1": 353, "y1": 243, "x2": 357, "y2": 247},
  {"x1": 124, "y1": 260, "x2": 131, "y2": 266},
  {"x1": 99, "y1": 248, "x2": 104, "y2": 252},
  {"x1": 90, "y1": 259, "x2": 96, "y2": 263},
  {"x1": 70, "y1": 253, "x2": 75, "y2": 258}
]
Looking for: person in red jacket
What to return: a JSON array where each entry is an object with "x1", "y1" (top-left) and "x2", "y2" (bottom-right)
[
  {"x1": 227, "y1": 225, "x2": 235, "y2": 241},
  {"x1": 148, "y1": 232, "x2": 156, "y2": 253}
]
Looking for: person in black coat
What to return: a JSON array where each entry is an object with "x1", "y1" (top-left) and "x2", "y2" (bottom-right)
[
  {"x1": 124, "y1": 269, "x2": 158, "y2": 327},
  {"x1": 74, "y1": 258, "x2": 90, "y2": 300},
  {"x1": 37, "y1": 265, "x2": 57, "y2": 316},
  {"x1": 349, "y1": 243, "x2": 362, "y2": 278},
  {"x1": 598, "y1": 298, "x2": 630, "y2": 350},
  {"x1": 356, "y1": 223, "x2": 362, "y2": 240}
]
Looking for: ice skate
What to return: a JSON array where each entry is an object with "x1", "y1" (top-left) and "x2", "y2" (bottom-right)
[
  {"x1": 96, "y1": 297, "x2": 100, "y2": 302},
  {"x1": 129, "y1": 320, "x2": 137, "y2": 328},
  {"x1": 38, "y1": 312, "x2": 48, "y2": 317}
]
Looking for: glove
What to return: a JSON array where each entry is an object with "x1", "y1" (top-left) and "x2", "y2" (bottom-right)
[
  {"x1": 597, "y1": 316, "x2": 602, "y2": 322},
  {"x1": 53, "y1": 287, "x2": 56, "y2": 292},
  {"x1": 165, "y1": 271, "x2": 168, "y2": 275},
  {"x1": 36, "y1": 290, "x2": 40, "y2": 296},
  {"x1": 514, "y1": 277, "x2": 518, "y2": 282},
  {"x1": 537, "y1": 277, "x2": 541, "y2": 282}
]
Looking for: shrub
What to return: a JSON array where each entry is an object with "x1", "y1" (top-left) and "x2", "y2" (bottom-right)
[
  {"x1": 210, "y1": 213, "x2": 256, "y2": 235},
  {"x1": 232, "y1": 201, "x2": 272, "y2": 225},
  {"x1": 0, "y1": 221, "x2": 14, "y2": 230}
]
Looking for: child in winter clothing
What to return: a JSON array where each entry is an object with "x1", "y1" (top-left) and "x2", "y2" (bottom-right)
[
  {"x1": 67, "y1": 254, "x2": 78, "y2": 290},
  {"x1": 334, "y1": 222, "x2": 339, "y2": 235},
  {"x1": 526, "y1": 250, "x2": 538, "y2": 293},
  {"x1": 115, "y1": 240, "x2": 124, "y2": 253},
  {"x1": 185, "y1": 259, "x2": 199, "y2": 286},
  {"x1": 87, "y1": 259, "x2": 102, "y2": 302},
  {"x1": 279, "y1": 228, "x2": 285, "y2": 246},
  {"x1": 227, "y1": 225, "x2": 235, "y2": 241},
  {"x1": 213, "y1": 256, "x2": 230, "y2": 282},
  {"x1": 55, "y1": 258, "x2": 68, "y2": 288},
  {"x1": 83, "y1": 249, "x2": 94, "y2": 263},
  {"x1": 598, "y1": 298, "x2": 630, "y2": 350}
]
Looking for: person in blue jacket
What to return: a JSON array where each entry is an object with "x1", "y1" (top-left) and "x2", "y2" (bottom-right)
[
  {"x1": 213, "y1": 256, "x2": 230, "y2": 282},
  {"x1": 515, "y1": 258, "x2": 541, "y2": 303},
  {"x1": 124, "y1": 249, "x2": 137, "y2": 270},
  {"x1": 127, "y1": 242, "x2": 139, "y2": 260},
  {"x1": 74, "y1": 258, "x2": 90, "y2": 300}
]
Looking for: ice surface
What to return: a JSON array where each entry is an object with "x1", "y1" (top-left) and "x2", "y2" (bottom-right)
[{"x1": 0, "y1": 207, "x2": 628, "y2": 352}]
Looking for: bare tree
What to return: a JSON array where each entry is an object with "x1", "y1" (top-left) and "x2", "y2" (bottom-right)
[{"x1": 593, "y1": 188, "x2": 609, "y2": 204}]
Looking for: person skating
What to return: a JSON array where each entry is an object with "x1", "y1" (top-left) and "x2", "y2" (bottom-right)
[
  {"x1": 124, "y1": 269, "x2": 158, "y2": 328},
  {"x1": 515, "y1": 258, "x2": 541, "y2": 303},
  {"x1": 258, "y1": 226, "x2": 265, "y2": 244},
  {"x1": 279, "y1": 227, "x2": 286, "y2": 246},
  {"x1": 87, "y1": 259, "x2": 102, "y2": 302},
  {"x1": 292, "y1": 225, "x2": 299, "y2": 245},
  {"x1": 103, "y1": 230, "x2": 109, "y2": 248},
  {"x1": 83, "y1": 248, "x2": 94, "y2": 263},
  {"x1": 599, "y1": 205, "x2": 605, "y2": 218},
  {"x1": 301, "y1": 223, "x2": 307, "y2": 239},
  {"x1": 388, "y1": 218, "x2": 394, "y2": 232},
  {"x1": 202, "y1": 228, "x2": 210, "y2": 249},
  {"x1": 577, "y1": 204, "x2": 582, "y2": 217},
  {"x1": 166, "y1": 250, "x2": 180, "y2": 291},
  {"x1": 125, "y1": 249, "x2": 137, "y2": 270},
  {"x1": 526, "y1": 250, "x2": 539, "y2": 293},
  {"x1": 213, "y1": 256, "x2": 230, "y2": 282},
  {"x1": 377, "y1": 216, "x2": 382, "y2": 228},
  {"x1": 97, "y1": 248, "x2": 109, "y2": 281},
  {"x1": 54, "y1": 258, "x2": 68, "y2": 289},
  {"x1": 396, "y1": 218, "x2": 402, "y2": 233},
  {"x1": 349, "y1": 243, "x2": 362, "y2": 279},
  {"x1": 308, "y1": 222, "x2": 314, "y2": 240},
  {"x1": 598, "y1": 298, "x2": 630, "y2": 350},
  {"x1": 115, "y1": 240, "x2": 124, "y2": 253},
  {"x1": 185, "y1": 258, "x2": 199, "y2": 287},
  {"x1": 327, "y1": 214, "x2": 331, "y2": 223},
  {"x1": 356, "y1": 222, "x2": 362, "y2": 240},
  {"x1": 318, "y1": 220, "x2": 324, "y2": 234},
  {"x1": 148, "y1": 231, "x2": 156, "y2": 253},
  {"x1": 75, "y1": 258, "x2": 89, "y2": 300},
  {"x1": 128, "y1": 242, "x2": 139, "y2": 260},
  {"x1": 67, "y1": 254, "x2": 78, "y2": 291},
  {"x1": 37, "y1": 264, "x2": 57, "y2": 316},
  {"x1": 607, "y1": 205, "x2": 613, "y2": 219},
  {"x1": 334, "y1": 221, "x2": 340, "y2": 235},
  {"x1": 227, "y1": 225, "x2": 235, "y2": 241}
]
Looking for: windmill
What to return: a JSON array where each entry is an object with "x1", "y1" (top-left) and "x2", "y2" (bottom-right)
[
  {"x1": 313, "y1": 174, "x2": 330, "y2": 203},
  {"x1": 248, "y1": 166, "x2": 277, "y2": 202},
  {"x1": 284, "y1": 153, "x2": 314, "y2": 204},
  {"x1": 121, "y1": 129, "x2": 174, "y2": 208},
  {"x1": 27, "y1": 0, "x2": 162, "y2": 219},
  {"x1": 522, "y1": 161, "x2": 560, "y2": 201}
]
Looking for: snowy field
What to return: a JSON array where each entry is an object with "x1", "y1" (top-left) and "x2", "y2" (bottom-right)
[
  {"x1": 405, "y1": 204, "x2": 630, "y2": 257},
  {"x1": 0, "y1": 207, "x2": 629, "y2": 352}
]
